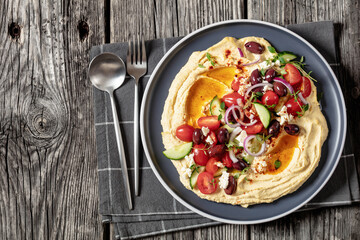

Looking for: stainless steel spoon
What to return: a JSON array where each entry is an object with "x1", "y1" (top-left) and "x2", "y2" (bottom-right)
[{"x1": 89, "y1": 53, "x2": 132, "y2": 210}]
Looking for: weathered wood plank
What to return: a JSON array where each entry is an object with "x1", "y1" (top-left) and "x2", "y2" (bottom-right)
[{"x1": 0, "y1": 0, "x2": 104, "y2": 239}]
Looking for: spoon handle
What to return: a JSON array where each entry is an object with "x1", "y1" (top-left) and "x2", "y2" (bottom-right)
[
  {"x1": 134, "y1": 81, "x2": 139, "y2": 196},
  {"x1": 109, "y1": 92, "x2": 133, "y2": 210}
]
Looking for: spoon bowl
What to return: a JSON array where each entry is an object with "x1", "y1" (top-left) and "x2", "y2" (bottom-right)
[{"x1": 89, "y1": 53, "x2": 126, "y2": 92}]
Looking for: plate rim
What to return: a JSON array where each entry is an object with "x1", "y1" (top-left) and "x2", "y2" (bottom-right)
[{"x1": 140, "y1": 19, "x2": 347, "y2": 224}]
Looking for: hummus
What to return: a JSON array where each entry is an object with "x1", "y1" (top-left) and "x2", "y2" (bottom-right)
[{"x1": 161, "y1": 36, "x2": 328, "y2": 207}]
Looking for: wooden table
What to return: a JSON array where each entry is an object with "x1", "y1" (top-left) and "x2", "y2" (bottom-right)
[{"x1": 1, "y1": 0, "x2": 359, "y2": 239}]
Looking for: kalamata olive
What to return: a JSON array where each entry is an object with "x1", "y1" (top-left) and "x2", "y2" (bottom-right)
[
  {"x1": 250, "y1": 69, "x2": 262, "y2": 85},
  {"x1": 268, "y1": 119, "x2": 280, "y2": 137},
  {"x1": 232, "y1": 159, "x2": 248, "y2": 171},
  {"x1": 217, "y1": 128, "x2": 229, "y2": 143},
  {"x1": 284, "y1": 124, "x2": 300, "y2": 135},
  {"x1": 245, "y1": 41, "x2": 264, "y2": 54},
  {"x1": 265, "y1": 68, "x2": 276, "y2": 83},
  {"x1": 273, "y1": 81, "x2": 287, "y2": 97},
  {"x1": 208, "y1": 144, "x2": 226, "y2": 158},
  {"x1": 192, "y1": 128, "x2": 203, "y2": 144},
  {"x1": 224, "y1": 176, "x2": 237, "y2": 195}
]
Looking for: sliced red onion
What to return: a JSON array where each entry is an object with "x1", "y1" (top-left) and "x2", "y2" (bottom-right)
[
  {"x1": 298, "y1": 92, "x2": 309, "y2": 105},
  {"x1": 229, "y1": 149, "x2": 239, "y2": 163},
  {"x1": 229, "y1": 127, "x2": 242, "y2": 143},
  {"x1": 241, "y1": 55, "x2": 261, "y2": 67},
  {"x1": 225, "y1": 105, "x2": 240, "y2": 128},
  {"x1": 273, "y1": 77, "x2": 294, "y2": 94},
  {"x1": 243, "y1": 135, "x2": 266, "y2": 157},
  {"x1": 237, "y1": 119, "x2": 258, "y2": 126},
  {"x1": 245, "y1": 82, "x2": 273, "y2": 97},
  {"x1": 231, "y1": 105, "x2": 244, "y2": 122},
  {"x1": 238, "y1": 48, "x2": 244, "y2": 58}
]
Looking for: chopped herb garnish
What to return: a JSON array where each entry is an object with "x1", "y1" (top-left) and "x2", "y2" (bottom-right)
[
  {"x1": 198, "y1": 64, "x2": 205, "y2": 68},
  {"x1": 244, "y1": 177, "x2": 250, "y2": 181},
  {"x1": 296, "y1": 104, "x2": 309, "y2": 118},
  {"x1": 280, "y1": 69, "x2": 287, "y2": 75},
  {"x1": 234, "y1": 173, "x2": 240, "y2": 179},
  {"x1": 279, "y1": 56, "x2": 286, "y2": 64},
  {"x1": 265, "y1": 104, "x2": 276, "y2": 109},
  {"x1": 255, "y1": 133, "x2": 272, "y2": 143},
  {"x1": 211, "y1": 178, "x2": 216, "y2": 187},
  {"x1": 274, "y1": 160, "x2": 281, "y2": 169},
  {"x1": 290, "y1": 62, "x2": 317, "y2": 82},
  {"x1": 300, "y1": 56, "x2": 304, "y2": 63},
  {"x1": 260, "y1": 68, "x2": 266, "y2": 76},
  {"x1": 290, "y1": 90, "x2": 300, "y2": 102},
  {"x1": 268, "y1": 46, "x2": 276, "y2": 54},
  {"x1": 218, "y1": 114, "x2": 222, "y2": 120},
  {"x1": 255, "y1": 92, "x2": 263, "y2": 98},
  {"x1": 220, "y1": 101, "x2": 225, "y2": 110},
  {"x1": 206, "y1": 52, "x2": 215, "y2": 66},
  {"x1": 241, "y1": 167, "x2": 250, "y2": 175}
]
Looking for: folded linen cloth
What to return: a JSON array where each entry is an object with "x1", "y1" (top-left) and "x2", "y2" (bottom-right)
[{"x1": 90, "y1": 21, "x2": 360, "y2": 239}]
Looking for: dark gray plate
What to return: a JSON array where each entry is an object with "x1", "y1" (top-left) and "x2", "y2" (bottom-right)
[{"x1": 140, "y1": 20, "x2": 346, "y2": 224}]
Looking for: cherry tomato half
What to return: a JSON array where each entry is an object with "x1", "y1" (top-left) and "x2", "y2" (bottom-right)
[
  {"x1": 242, "y1": 121, "x2": 263, "y2": 134},
  {"x1": 197, "y1": 172, "x2": 218, "y2": 194},
  {"x1": 192, "y1": 144, "x2": 209, "y2": 166},
  {"x1": 222, "y1": 92, "x2": 244, "y2": 108},
  {"x1": 284, "y1": 63, "x2": 302, "y2": 86},
  {"x1": 198, "y1": 116, "x2": 220, "y2": 131},
  {"x1": 205, "y1": 157, "x2": 219, "y2": 174},
  {"x1": 231, "y1": 80, "x2": 240, "y2": 92},
  {"x1": 175, "y1": 124, "x2": 194, "y2": 142},
  {"x1": 300, "y1": 76, "x2": 312, "y2": 98},
  {"x1": 285, "y1": 98, "x2": 304, "y2": 116},
  {"x1": 262, "y1": 91, "x2": 279, "y2": 108},
  {"x1": 221, "y1": 152, "x2": 233, "y2": 168}
]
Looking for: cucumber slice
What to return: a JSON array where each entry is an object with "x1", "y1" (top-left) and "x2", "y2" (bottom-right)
[
  {"x1": 189, "y1": 166, "x2": 205, "y2": 189},
  {"x1": 210, "y1": 95, "x2": 225, "y2": 117},
  {"x1": 163, "y1": 142, "x2": 193, "y2": 160},
  {"x1": 222, "y1": 124, "x2": 234, "y2": 133},
  {"x1": 253, "y1": 103, "x2": 271, "y2": 128},
  {"x1": 242, "y1": 153, "x2": 254, "y2": 164},
  {"x1": 214, "y1": 167, "x2": 228, "y2": 177},
  {"x1": 278, "y1": 51, "x2": 297, "y2": 62}
]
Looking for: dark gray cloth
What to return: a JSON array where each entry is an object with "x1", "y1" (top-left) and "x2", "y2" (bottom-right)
[{"x1": 90, "y1": 21, "x2": 360, "y2": 239}]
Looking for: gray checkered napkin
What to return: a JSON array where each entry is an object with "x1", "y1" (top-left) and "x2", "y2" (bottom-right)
[{"x1": 90, "y1": 21, "x2": 360, "y2": 239}]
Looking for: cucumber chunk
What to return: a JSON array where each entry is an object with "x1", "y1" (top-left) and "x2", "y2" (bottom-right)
[
  {"x1": 242, "y1": 152, "x2": 254, "y2": 164},
  {"x1": 214, "y1": 167, "x2": 228, "y2": 177},
  {"x1": 210, "y1": 95, "x2": 225, "y2": 117},
  {"x1": 253, "y1": 103, "x2": 271, "y2": 128},
  {"x1": 163, "y1": 142, "x2": 193, "y2": 160},
  {"x1": 190, "y1": 166, "x2": 205, "y2": 189},
  {"x1": 278, "y1": 51, "x2": 297, "y2": 62},
  {"x1": 222, "y1": 124, "x2": 234, "y2": 133}
]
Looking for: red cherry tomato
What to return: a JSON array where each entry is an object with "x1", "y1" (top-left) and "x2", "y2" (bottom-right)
[
  {"x1": 192, "y1": 144, "x2": 209, "y2": 166},
  {"x1": 221, "y1": 152, "x2": 233, "y2": 168},
  {"x1": 175, "y1": 124, "x2": 195, "y2": 142},
  {"x1": 198, "y1": 116, "x2": 220, "y2": 131},
  {"x1": 285, "y1": 98, "x2": 304, "y2": 116},
  {"x1": 231, "y1": 80, "x2": 240, "y2": 91},
  {"x1": 300, "y1": 76, "x2": 312, "y2": 98},
  {"x1": 222, "y1": 92, "x2": 244, "y2": 108},
  {"x1": 262, "y1": 91, "x2": 279, "y2": 108},
  {"x1": 207, "y1": 131, "x2": 218, "y2": 146},
  {"x1": 205, "y1": 157, "x2": 219, "y2": 174},
  {"x1": 284, "y1": 63, "x2": 302, "y2": 86},
  {"x1": 242, "y1": 121, "x2": 263, "y2": 134},
  {"x1": 197, "y1": 172, "x2": 218, "y2": 194}
]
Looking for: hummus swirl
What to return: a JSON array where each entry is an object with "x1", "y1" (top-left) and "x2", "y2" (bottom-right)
[{"x1": 161, "y1": 36, "x2": 328, "y2": 207}]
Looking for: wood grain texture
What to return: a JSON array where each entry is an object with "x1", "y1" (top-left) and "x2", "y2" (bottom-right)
[
  {"x1": 1, "y1": 0, "x2": 359, "y2": 239},
  {"x1": 0, "y1": 0, "x2": 104, "y2": 239}
]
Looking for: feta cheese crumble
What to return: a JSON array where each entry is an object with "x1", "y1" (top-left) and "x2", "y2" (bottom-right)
[
  {"x1": 205, "y1": 136, "x2": 214, "y2": 145},
  {"x1": 215, "y1": 162, "x2": 224, "y2": 168},
  {"x1": 181, "y1": 167, "x2": 193, "y2": 179},
  {"x1": 201, "y1": 126, "x2": 210, "y2": 136},
  {"x1": 234, "y1": 130, "x2": 247, "y2": 147},
  {"x1": 274, "y1": 60, "x2": 281, "y2": 66},
  {"x1": 258, "y1": 61, "x2": 274, "y2": 71},
  {"x1": 262, "y1": 84, "x2": 273, "y2": 93},
  {"x1": 278, "y1": 106, "x2": 294, "y2": 125},
  {"x1": 219, "y1": 171, "x2": 230, "y2": 189},
  {"x1": 185, "y1": 153, "x2": 195, "y2": 167}
]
